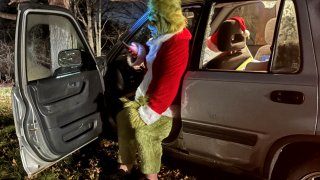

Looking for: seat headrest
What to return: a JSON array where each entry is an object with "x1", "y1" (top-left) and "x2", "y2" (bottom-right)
[
  {"x1": 265, "y1": 18, "x2": 276, "y2": 44},
  {"x1": 217, "y1": 19, "x2": 246, "y2": 51}
]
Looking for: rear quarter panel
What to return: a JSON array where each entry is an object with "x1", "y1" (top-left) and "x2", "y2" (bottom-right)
[{"x1": 307, "y1": 0, "x2": 320, "y2": 135}]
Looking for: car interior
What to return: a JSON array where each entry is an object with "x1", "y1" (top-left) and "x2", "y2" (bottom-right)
[
  {"x1": 254, "y1": 18, "x2": 276, "y2": 61},
  {"x1": 244, "y1": 17, "x2": 276, "y2": 71},
  {"x1": 201, "y1": 1, "x2": 280, "y2": 72},
  {"x1": 204, "y1": 19, "x2": 253, "y2": 70}
]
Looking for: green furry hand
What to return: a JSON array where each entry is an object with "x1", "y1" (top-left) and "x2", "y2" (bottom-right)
[
  {"x1": 118, "y1": 96, "x2": 148, "y2": 129},
  {"x1": 130, "y1": 111, "x2": 147, "y2": 129},
  {"x1": 127, "y1": 108, "x2": 146, "y2": 129},
  {"x1": 119, "y1": 97, "x2": 140, "y2": 109},
  {"x1": 124, "y1": 100, "x2": 140, "y2": 109}
]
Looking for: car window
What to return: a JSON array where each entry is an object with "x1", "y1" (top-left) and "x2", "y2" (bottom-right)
[
  {"x1": 199, "y1": 0, "x2": 300, "y2": 73},
  {"x1": 271, "y1": 0, "x2": 300, "y2": 73},
  {"x1": 26, "y1": 14, "x2": 93, "y2": 82},
  {"x1": 183, "y1": 6, "x2": 201, "y2": 35}
]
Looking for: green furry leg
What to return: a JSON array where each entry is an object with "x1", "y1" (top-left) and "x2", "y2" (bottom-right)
[
  {"x1": 116, "y1": 97, "x2": 173, "y2": 174},
  {"x1": 135, "y1": 116, "x2": 173, "y2": 174},
  {"x1": 116, "y1": 108, "x2": 137, "y2": 164}
]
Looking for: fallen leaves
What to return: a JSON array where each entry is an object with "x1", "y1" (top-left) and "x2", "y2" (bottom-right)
[{"x1": 12, "y1": 159, "x2": 17, "y2": 167}]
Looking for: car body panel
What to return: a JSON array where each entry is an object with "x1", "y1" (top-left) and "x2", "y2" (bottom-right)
[
  {"x1": 306, "y1": 0, "x2": 320, "y2": 135},
  {"x1": 181, "y1": 71, "x2": 317, "y2": 168}
]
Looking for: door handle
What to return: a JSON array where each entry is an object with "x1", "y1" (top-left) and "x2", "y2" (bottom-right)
[
  {"x1": 68, "y1": 81, "x2": 80, "y2": 88},
  {"x1": 270, "y1": 90, "x2": 304, "y2": 104}
]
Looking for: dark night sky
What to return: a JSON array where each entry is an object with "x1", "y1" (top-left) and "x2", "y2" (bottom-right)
[
  {"x1": 0, "y1": 0, "x2": 48, "y2": 13},
  {"x1": 0, "y1": 0, "x2": 18, "y2": 13}
]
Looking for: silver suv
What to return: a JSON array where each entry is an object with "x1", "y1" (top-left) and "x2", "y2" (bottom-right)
[{"x1": 12, "y1": 0, "x2": 320, "y2": 179}]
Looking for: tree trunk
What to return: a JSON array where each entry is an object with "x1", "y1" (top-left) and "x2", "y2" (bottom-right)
[
  {"x1": 86, "y1": 0, "x2": 95, "y2": 52},
  {"x1": 48, "y1": 0, "x2": 73, "y2": 72},
  {"x1": 95, "y1": 0, "x2": 102, "y2": 56},
  {"x1": 48, "y1": 0, "x2": 70, "y2": 9},
  {"x1": 49, "y1": 24, "x2": 77, "y2": 72}
]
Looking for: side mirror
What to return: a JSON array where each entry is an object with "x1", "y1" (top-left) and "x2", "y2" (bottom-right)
[{"x1": 58, "y1": 49, "x2": 82, "y2": 67}]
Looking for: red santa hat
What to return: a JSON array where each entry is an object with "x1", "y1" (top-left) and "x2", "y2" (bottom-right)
[{"x1": 206, "y1": 16, "x2": 250, "y2": 52}]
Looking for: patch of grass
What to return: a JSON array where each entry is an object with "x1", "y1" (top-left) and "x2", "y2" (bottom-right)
[
  {"x1": 0, "y1": 87, "x2": 13, "y2": 127},
  {"x1": 0, "y1": 86, "x2": 25, "y2": 179}
]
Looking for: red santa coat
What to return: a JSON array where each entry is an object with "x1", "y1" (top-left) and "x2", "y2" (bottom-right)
[{"x1": 135, "y1": 28, "x2": 192, "y2": 125}]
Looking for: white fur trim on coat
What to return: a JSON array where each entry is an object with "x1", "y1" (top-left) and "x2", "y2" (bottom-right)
[
  {"x1": 138, "y1": 105, "x2": 161, "y2": 125},
  {"x1": 243, "y1": 29, "x2": 250, "y2": 38},
  {"x1": 138, "y1": 105, "x2": 180, "y2": 125}
]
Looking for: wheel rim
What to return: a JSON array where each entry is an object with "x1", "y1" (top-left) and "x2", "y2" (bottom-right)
[{"x1": 301, "y1": 172, "x2": 320, "y2": 180}]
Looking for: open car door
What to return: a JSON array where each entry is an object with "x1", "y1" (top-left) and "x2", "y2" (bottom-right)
[{"x1": 12, "y1": 3, "x2": 105, "y2": 176}]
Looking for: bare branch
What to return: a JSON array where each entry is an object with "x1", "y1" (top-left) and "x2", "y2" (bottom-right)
[
  {"x1": 0, "y1": 12, "x2": 16, "y2": 20},
  {"x1": 74, "y1": 4, "x2": 88, "y2": 27},
  {"x1": 101, "y1": 17, "x2": 110, "y2": 31},
  {"x1": 8, "y1": 0, "x2": 29, "y2": 5}
]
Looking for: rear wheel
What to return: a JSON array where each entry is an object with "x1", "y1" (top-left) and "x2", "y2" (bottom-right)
[{"x1": 286, "y1": 157, "x2": 320, "y2": 180}]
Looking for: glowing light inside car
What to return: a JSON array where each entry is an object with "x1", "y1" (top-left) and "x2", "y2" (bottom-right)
[{"x1": 262, "y1": 1, "x2": 276, "y2": 9}]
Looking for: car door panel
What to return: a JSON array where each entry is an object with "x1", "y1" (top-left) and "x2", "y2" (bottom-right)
[
  {"x1": 181, "y1": 72, "x2": 317, "y2": 166},
  {"x1": 34, "y1": 77, "x2": 84, "y2": 105},
  {"x1": 13, "y1": 3, "x2": 104, "y2": 176},
  {"x1": 26, "y1": 71, "x2": 103, "y2": 155}
]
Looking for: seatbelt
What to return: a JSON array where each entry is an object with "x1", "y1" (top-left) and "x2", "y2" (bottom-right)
[{"x1": 236, "y1": 57, "x2": 253, "y2": 71}]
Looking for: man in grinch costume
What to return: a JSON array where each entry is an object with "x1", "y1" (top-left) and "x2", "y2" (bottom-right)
[{"x1": 115, "y1": 0, "x2": 191, "y2": 179}]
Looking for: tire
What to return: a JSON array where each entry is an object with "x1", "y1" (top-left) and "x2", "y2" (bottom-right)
[{"x1": 286, "y1": 157, "x2": 320, "y2": 180}]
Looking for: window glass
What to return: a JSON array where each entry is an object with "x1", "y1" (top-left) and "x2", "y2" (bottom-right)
[
  {"x1": 200, "y1": 5, "x2": 216, "y2": 67},
  {"x1": 199, "y1": 0, "x2": 300, "y2": 74},
  {"x1": 229, "y1": 2, "x2": 277, "y2": 47},
  {"x1": 271, "y1": 0, "x2": 300, "y2": 73},
  {"x1": 183, "y1": 6, "x2": 201, "y2": 34},
  {"x1": 200, "y1": 1, "x2": 277, "y2": 72},
  {"x1": 26, "y1": 14, "x2": 86, "y2": 82}
]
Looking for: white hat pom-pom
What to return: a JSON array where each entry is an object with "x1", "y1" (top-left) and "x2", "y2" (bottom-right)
[{"x1": 243, "y1": 29, "x2": 250, "y2": 38}]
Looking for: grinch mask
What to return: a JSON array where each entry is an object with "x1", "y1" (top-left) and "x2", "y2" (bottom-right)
[{"x1": 147, "y1": 0, "x2": 186, "y2": 38}]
